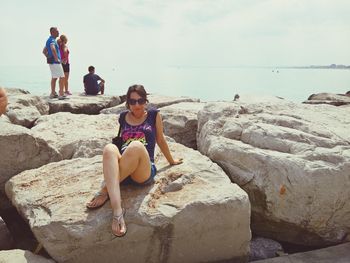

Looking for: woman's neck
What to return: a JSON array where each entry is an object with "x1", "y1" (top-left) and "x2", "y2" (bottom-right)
[{"x1": 131, "y1": 110, "x2": 146, "y2": 119}]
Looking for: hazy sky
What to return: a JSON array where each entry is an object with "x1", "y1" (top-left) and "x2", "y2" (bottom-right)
[{"x1": 1, "y1": 0, "x2": 350, "y2": 68}]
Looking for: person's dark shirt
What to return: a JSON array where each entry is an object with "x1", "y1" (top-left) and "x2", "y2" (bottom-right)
[
  {"x1": 83, "y1": 73, "x2": 101, "y2": 95},
  {"x1": 119, "y1": 108, "x2": 159, "y2": 163}
]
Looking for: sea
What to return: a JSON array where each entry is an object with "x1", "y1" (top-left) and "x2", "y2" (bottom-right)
[{"x1": 0, "y1": 65, "x2": 349, "y2": 103}]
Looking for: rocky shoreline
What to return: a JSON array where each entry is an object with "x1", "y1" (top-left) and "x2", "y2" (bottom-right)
[{"x1": 0, "y1": 88, "x2": 350, "y2": 262}]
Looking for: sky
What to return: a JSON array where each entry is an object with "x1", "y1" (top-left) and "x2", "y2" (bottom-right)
[{"x1": 1, "y1": 0, "x2": 350, "y2": 69}]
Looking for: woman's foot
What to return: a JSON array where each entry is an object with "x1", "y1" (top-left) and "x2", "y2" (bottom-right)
[
  {"x1": 65, "y1": 91, "x2": 72, "y2": 95},
  {"x1": 112, "y1": 208, "x2": 127, "y2": 237},
  {"x1": 86, "y1": 190, "x2": 109, "y2": 209}
]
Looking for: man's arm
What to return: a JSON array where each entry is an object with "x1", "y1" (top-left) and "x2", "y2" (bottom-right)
[
  {"x1": 42, "y1": 47, "x2": 48, "y2": 57},
  {"x1": 50, "y1": 43, "x2": 59, "y2": 62},
  {"x1": 0, "y1": 88, "x2": 8, "y2": 116}
]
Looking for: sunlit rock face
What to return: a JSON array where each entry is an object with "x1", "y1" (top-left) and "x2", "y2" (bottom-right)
[
  {"x1": 197, "y1": 100, "x2": 350, "y2": 246},
  {"x1": 6, "y1": 142, "x2": 251, "y2": 263}
]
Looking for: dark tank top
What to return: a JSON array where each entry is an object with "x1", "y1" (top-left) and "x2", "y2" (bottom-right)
[{"x1": 118, "y1": 108, "x2": 159, "y2": 162}]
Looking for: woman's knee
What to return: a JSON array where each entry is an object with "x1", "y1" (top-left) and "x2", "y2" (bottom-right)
[
  {"x1": 103, "y1": 143, "x2": 119, "y2": 158},
  {"x1": 122, "y1": 141, "x2": 147, "y2": 158},
  {"x1": 128, "y1": 141, "x2": 144, "y2": 150}
]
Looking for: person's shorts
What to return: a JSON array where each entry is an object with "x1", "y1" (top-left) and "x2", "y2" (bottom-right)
[
  {"x1": 85, "y1": 83, "x2": 103, "y2": 95},
  {"x1": 62, "y1": 63, "x2": 70, "y2": 73},
  {"x1": 49, "y1": 63, "x2": 65, "y2": 78},
  {"x1": 122, "y1": 162, "x2": 157, "y2": 186}
]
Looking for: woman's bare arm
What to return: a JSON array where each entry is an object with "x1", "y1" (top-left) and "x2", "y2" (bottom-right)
[
  {"x1": 155, "y1": 112, "x2": 183, "y2": 165},
  {"x1": 0, "y1": 88, "x2": 8, "y2": 116}
]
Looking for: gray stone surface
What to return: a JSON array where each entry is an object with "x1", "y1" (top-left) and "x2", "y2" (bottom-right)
[
  {"x1": 6, "y1": 142, "x2": 251, "y2": 263},
  {"x1": 3, "y1": 88, "x2": 30, "y2": 95},
  {"x1": 197, "y1": 100, "x2": 350, "y2": 246},
  {"x1": 249, "y1": 237, "x2": 283, "y2": 261},
  {"x1": 161, "y1": 102, "x2": 205, "y2": 149},
  {"x1": 0, "y1": 249, "x2": 55, "y2": 263},
  {"x1": 5, "y1": 91, "x2": 49, "y2": 128},
  {"x1": 0, "y1": 216, "x2": 14, "y2": 250},
  {"x1": 254, "y1": 242, "x2": 350, "y2": 263},
  {"x1": 0, "y1": 121, "x2": 61, "y2": 208},
  {"x1": 47, "y1": 93, "x2": 121, "y2": 114},
  {"x1": 32, "y1": 112, "x2": 118, "y2": 159},
  {"x1": 304, "y1": 92, "x2": 350, "y2": 106}
]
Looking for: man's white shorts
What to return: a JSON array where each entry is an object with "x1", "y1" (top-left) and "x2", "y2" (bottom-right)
[{"x1": 49, "y1": 64, "x2": 65, "y2": 78}]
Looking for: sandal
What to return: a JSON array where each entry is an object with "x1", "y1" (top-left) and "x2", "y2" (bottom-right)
[
  {"x1": 112, "y1": 208, "x2": 127, "y2": 237},
  {"x1": 86, "y1": 191, "x2": 109, "y2": 210}
]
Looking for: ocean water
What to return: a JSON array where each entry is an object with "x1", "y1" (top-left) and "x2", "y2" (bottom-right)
[{"x1": 0, "y1": 65, "x2": 349, "y2": 103}]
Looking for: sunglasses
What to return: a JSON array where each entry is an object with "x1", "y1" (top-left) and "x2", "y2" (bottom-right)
[{"x1": 128, "y1": 98, "x2": 147, "y2": 105}]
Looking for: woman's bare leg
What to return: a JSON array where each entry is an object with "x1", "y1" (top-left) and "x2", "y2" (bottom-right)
[
  {"x1": 64, "y1": 72, "x2": 69, "y2": 93},
  {"x1": 103, "y1": 142, "x2": 151, "y2": 236}
]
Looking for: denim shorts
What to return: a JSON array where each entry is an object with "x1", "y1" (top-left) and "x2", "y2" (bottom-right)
[{"x1": 122, "y1": 162, "x2": 157, "y2": 186}]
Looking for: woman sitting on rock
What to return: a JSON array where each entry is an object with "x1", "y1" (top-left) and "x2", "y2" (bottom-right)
[{"x1": 87, "y1": 84, "x2": 183, "y2": 237}]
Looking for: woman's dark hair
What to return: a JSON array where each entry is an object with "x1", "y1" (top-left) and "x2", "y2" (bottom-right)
[{"x1": 126, "y1": 84, "x2": 148, "y2": 108}]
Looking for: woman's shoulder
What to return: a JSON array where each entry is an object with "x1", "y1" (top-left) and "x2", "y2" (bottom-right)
[
  {"x1": 147, "y1": 108, "x2": 159, "y2": 125},
  {"x1": 119, "y1": 110, "x2": 128, "y2": 122},
  {"x1": 147, "y1": 107, "x2": 160, "y2": 115}
]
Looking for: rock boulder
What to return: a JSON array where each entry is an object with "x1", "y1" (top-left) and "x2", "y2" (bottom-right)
[
  {"x1": 197, "y1": 100, "x2": 350, "y2": 246},
  {"x1": 161, "y1": 102, "x2": 205, "y2": 149},
  {"x1": 0, "y1": 121, "x2": 61, "y2": 207},
  {"x1": 5, "y1": 91, "x2": 49, "y2": 128},
  {"x1": 304, "y1": 93, "x2": 350, "y2": 106},
  {"x1": 32, "y1": 112, "x2": 119, "y2": 159},
  {"x1": 0, "y1": 216, "x2": 14, "y2": 250},
  {"x1": 47, "y1": 94, "x2": 121, "y2": 115},
  {"x1": 0, "y1": 249, "x2": 55, "y2": 263},
  {"x1": 6, "y1": 142, "x2": 251, "y2": 263}
]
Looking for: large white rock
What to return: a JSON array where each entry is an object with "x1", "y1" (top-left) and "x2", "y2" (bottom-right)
[
  {"x1": 3, "y1": 87, "x2": 30, "y2": 95},
  {"x1": 304, "y1": 92, "x2": 350, "y2": 106},
  {"x1": 161, "y1": 102, "x2": 205, "y2": 149},
  {"x1": 46, "y1": 93, "x2": 121, "y2": 115},
  {"x1": 0, "y1": 249, "x2": 55, "y2": 263},
  {"x1": 197, "y1": 100, "x2": 350, "y2": 246},
  {"x1": 5, "y1": 91, "x2": 49, "y2": 128},
  {"x1": 6, "y1": 142, "x2": 251, "y2": 263},
  {"x1": 0, "y1": 121, "x2": 61, "y2": 207},
  {"x1": 32, "y1": 112, "x2": 119, "y2": 159},
  {"x1": 100, "y1": 94, "x2": 200, "y2": 114}
]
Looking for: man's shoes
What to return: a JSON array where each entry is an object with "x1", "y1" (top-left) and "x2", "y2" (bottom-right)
[
  {"x1": 64, "y1": 91, "x2": 72, "y2": 95},
  {"x1": 58, "y1": 95, "x2": 68, "y2": 100},
  {"x1": 49, "y1": 92, "x2": 58, "y2": 99}
]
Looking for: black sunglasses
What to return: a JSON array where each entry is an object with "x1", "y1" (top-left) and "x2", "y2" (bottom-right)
[{"x1": 128, "y1": 98, "x2": 147, "y2": 105}]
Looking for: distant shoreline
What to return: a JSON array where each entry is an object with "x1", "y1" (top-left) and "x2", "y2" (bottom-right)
[
  {"x1": 168, "y1": 64, "x2": 350, "y2": 69},
  {"x1": 278, "y1": 64, "x2": 350, "y2": 70}
]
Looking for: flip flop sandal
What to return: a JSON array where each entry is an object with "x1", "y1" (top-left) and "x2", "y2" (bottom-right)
[
  {"x1": 112, "y1": 208, "x2": 127, "y2": 238},
  {"x1": 86, "y1": 191, "x2": 109, "y2": 210}
]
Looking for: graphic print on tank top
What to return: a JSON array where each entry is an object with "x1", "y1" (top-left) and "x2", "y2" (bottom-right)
[
  {"x1": 121, "y1": 122, "x2": 152, "y2": 151},
  {"x1": 119, "y1": 109, "x2": 158, "y2": 162}
]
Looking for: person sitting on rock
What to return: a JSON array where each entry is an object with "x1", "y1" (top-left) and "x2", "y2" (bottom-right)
[
  {"x1": 86, "y1": 84, "x2": 183, "y2": 237},
  {"x1": 83, "y1": 66, "x2": 105, "y2": 95},
  {"x1": 0, "y1": 88, "x2": 8, "y2": 116}
]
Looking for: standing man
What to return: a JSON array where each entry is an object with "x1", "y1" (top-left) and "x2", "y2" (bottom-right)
[
  {"x1": 0, "y1": 88, "x2": 7, "y2": 115},
  {"x1": 83, "y1": 66, "x2": 105, "y2": 95},
  {"x1": 45, "y1": 27, "x2": 66, "y2": 100}
]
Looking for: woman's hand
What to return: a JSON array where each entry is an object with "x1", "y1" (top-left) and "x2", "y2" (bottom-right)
[{"x1": 170, "y1": 158, "x2": 183, "y2": 165}]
